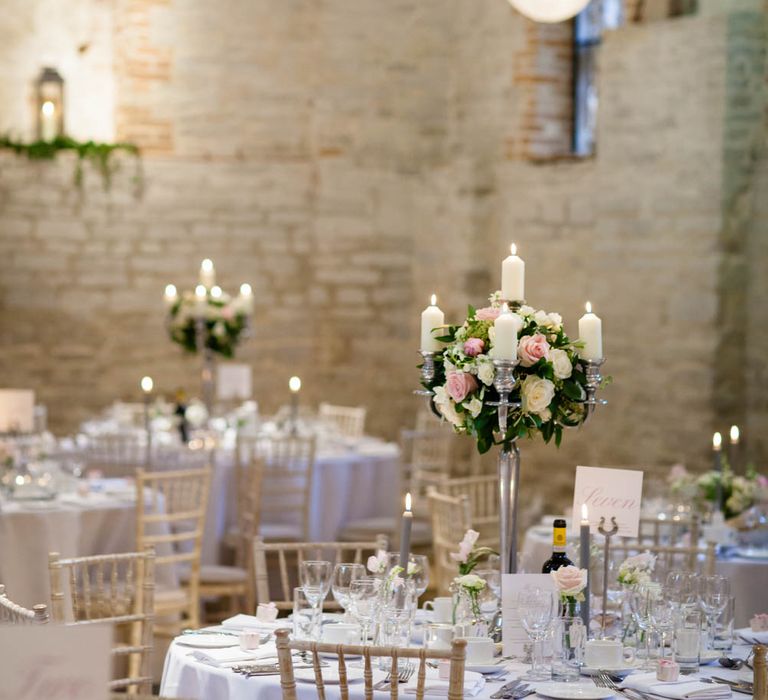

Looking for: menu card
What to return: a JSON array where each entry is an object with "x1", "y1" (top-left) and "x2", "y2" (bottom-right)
[
  {"x1": 217, "y1": 363, "x2": 252, "y2": 401},
  {"x1": 501, "y1": 573, "x2": 556, "y2": 657},
  {"x1": 0, "y1": 623, "x2": 110, "y2": 700},
  {"x1": 571, "y1": 465, "x2": 644, "y2": 537}
]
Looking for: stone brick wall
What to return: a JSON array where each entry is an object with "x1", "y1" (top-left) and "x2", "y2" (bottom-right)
[{"x1": 0, "y1": 0, "x2": 766, "y2": 512}]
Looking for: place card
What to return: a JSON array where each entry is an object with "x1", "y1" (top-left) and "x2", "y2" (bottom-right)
[
  {"x1": 571, "y1": 465, "x2": 644, "y2": 537},
  {"x1": 0, "y1": 388, "x2": 35, "y2": 433},
  {"x1": 217, "y1": 363, "x2": 252, "y2": 401},
  {"x1": 0, "y1": 623, "x2": 110, "y2": 700},
  {"x1": 501, "y1": 573, "x2": 556, "y2": 657}
]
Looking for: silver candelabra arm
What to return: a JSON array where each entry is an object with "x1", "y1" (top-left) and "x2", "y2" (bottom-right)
[
  {"x1": 414, "y1": 351, "x2": 437, "y2": 407},
  {"x1": 582, "y1": 357, "x2": 607, "y2": 422},
  {"x1": 487, "y1": 358, "x2": 520, "y2": 439}
]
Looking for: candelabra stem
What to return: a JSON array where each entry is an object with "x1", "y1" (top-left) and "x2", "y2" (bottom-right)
[
  {"x1": 290, "y1": 393, "x2": 299, "y2": 436},
  {"x1": 143, "y1": 395, "x2": 152, "y2": 468}
]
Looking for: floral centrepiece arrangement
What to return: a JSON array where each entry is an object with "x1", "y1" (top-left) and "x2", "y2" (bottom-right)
[
  {"x1": 550, "y1": 565, "x2": 588, "y2": 616},
  {"x1": 423, "y1": 293, "x2": 592, "y2": 453},
  {"x1": 166, "y1": 289, "x2": 250, "y2": 358},
  {"x1": 617, "y1": 551, "x2": 656, "y2": 587},
  {"x1": 668, "y1": 462, "x2": 768, "y2": 520}
]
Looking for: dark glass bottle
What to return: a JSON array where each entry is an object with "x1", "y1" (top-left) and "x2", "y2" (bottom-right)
[{"x1": 541, "y1": 518, "x2": 574, "y2": 573}]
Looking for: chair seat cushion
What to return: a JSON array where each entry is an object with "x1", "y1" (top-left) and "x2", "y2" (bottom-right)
[{"x1": 259, "y1": 522, "x2": 304, "y2": 541}]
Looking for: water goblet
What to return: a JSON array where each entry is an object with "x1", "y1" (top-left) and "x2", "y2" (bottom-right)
[
  {"x1": 697, "y1": 575, "x2": 730, "y2": 651},
  {"x1": 408, "y1": 554, "x2": 430, "y2": 599},
  {"x1": 349, "y1": 578, "x2": 379, "y2": 646},
  {"x1": 300, "y1": 560, "x2": 332, "y2": 622},
  {"x1": 331, "y1": 563, "x2": 366, "y2": 619},
  {"x1": 629, "y1": 583, "x2": 659, "y2": 670},
  {"x1": 518, "y1": 585, "x2": 557, "y2": 681},
  {"x1": 474, "y1": 568, "x2": 501, "y2": 624},
  {"x1": 650, "y1": 592, "x2": 676, "y2": 659}
]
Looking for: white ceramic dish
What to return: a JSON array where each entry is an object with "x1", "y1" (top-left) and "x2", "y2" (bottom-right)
[
  {"x1": 536, "y1": 682, "x2": 615, "y2": 700},
  {"x1": 466, "y1": 663, "x2": 504, "y2": 674},
  {"x1": 175, "y1": 634, "x2": 239, "y2": 649},
  {"x1": 294, "y1": 667, "x2": 365, "y2": 684}
]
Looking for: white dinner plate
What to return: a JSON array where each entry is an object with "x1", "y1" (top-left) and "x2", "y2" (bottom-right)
[
  {"x1": 294, "y1": 666, "x2": 365, "y2": 684},
  {"x1": 174, "y1": 634, "x2": 239, "y2": 649},
  {"x1": 466, "y1": 663, "x2": 504, "y2": 674},
  {"x1": 580, "y1": 663, "x2": 639, "y2": 677},
  {"x1": 536, "y1": 682, "x2": 615, "y2": 700},
  {"x1": 734, "y1": 546, "x2": 768, "y2": 560}
]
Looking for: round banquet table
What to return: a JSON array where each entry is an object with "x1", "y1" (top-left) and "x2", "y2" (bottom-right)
[
  {"x1": 0, "y1": 479, "x2": 176, "y2": 608},
  {"x1": 203, "y1": 438, "x2": 401, "y2": 564},
  {"x1": 159, "y1": 636, "x2": 758, "y2": 700},
  {"x1": 521, "y1": 524, "x2": 768, "y2": 627}
]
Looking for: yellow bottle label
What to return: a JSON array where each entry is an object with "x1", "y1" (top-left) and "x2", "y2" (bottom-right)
[{"x1": 553, "y1": 527, "x2": 566, "y2": 548}]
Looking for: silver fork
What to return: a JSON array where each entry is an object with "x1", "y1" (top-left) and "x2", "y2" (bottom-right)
[
  {"x1": 597, "y1": 671, "x2": 650, "y2": 700},
  {"x1": 373, "y1": 661, "x2": 414, "y2": 690}
]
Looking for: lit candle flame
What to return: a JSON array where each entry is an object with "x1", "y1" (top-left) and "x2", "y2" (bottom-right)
[
  {"x1": 140, "y1": 376, "x2": 153, "y2": 393},
  {"x1": 240, "y1": 283, "x2": 252, "y2": 296},
  {"x1": 164, "y1": 284, "x2": 177, "y2": 298},
  {"x1": 195, "y1": 284, "x2": 206, "y2": 299},
  {"x1": 581, "y1": 503, "x2": 588, "y2": 522},
  {"x1": 713, "y1": 432, "x2": 722, "y2": 451},
  {"x1": 510, "y1": 243, "x2": 517, "y2": 256},
  {"x1": 289, "y1": 376, "x2": 301, "y2": 393},
  {"x1": 585, "y1": 301, "x2": 592, "y2": 314},
  {"x1": 430, "y1": 294, "x2": 436, "y2": 306},
  {"x1": 729, "y1": 425, "x2": 739, "y2": 445},
  {"x1": 211, "y1": 285, "x2": 222, "y2": 299},
  {"x1": 200, "y1": 258, "x2": 213, "y2": 272},
  {"x1": 41, "y1": 101, "x2": 55, "y2": 116},
  {"x1": 405, "y1": 492, "x2": 412, "y2": 512}
]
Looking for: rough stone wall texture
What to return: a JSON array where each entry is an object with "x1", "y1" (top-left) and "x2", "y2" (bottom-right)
[{"x1": 0, "y1": 1, "x2": 766, "y2": 512}]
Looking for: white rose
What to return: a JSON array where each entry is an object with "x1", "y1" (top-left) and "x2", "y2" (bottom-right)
[
  {"x1": 519, "y1": 305, "x2": 535, "y2": 317},
  {"x1": 433, "y1": 386, "x2": 464, "y2": 429},
  {"x1": 534, "y1": 310, "x2": 549, "y2": 327},
  {"x1": 550, "y1": 348, "x2": 572, "y2": 379},
  {"x1": 521, "y1": 375, "x2": 555, "y2": 416},
  {"x1": 455, "y1": 573, "x2": 486, "y2": 591},
  {"x1": 477, "y1": 361, "x2": 495, "y2": 386},
  {"x1": 547, "y1": 312, "x2": 563, "y2": 330},
  {"x1": 467, "y1": 397, "x2": 483, "y2": 418}
]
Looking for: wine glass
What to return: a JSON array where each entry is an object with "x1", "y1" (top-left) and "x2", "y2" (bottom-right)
[
  {"x1": 331, "y1": 563, "x2": 366, "y2": 619},
  {"x1": 698, "y1": 575, "x2": 730, "y2": 651},
  {"x1": 408, "y1": 554, "x2": 430, "y2": 599},
  {"x1": 666, "y1": 571, "x2": 697, "y2": 607},
  {"x1": 650, "y1": 591, "x2": 676, "y2": 659},
  {"x1": 349, "y1": 578, "x2": 379, "y2": 645},
  {"x1": 300, "y1": 560, "x2": 332, "y2": 621},
  {"x1": 518, "y1": 586, "x2": 557, "y2": 681},
  {"x1": 474, "y1": 568, "x2": 501, "y2": 624},
  {"x1": 629, "y1": 583, "x2": 660, "y2": 670}
]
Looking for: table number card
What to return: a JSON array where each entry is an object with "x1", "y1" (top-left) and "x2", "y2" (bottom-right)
[
  {"x1": 571, "y1": 465, "x2": 644, "y2": 537},
  {"x1": 501, "y1": 573, "x2": 556, "y2": 657},
  {"x1": 217, "y1": 363, "x2": 252, "y2": 401},
  {"x1": 0, "y1": 623, "x2": 110, "y2": 700}
]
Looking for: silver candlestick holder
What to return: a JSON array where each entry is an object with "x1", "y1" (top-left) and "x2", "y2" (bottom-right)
[
  {"x1": 414, "y1": 351, "x2": 437, "y2": 406},
  {"x1": 583, "y1": 357, "x2": 607, "y2": 422}
]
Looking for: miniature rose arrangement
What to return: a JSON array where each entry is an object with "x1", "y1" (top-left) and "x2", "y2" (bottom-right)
[
  {"x1": 550, "y1": 565, "x2": 588, "y2": 617},
  {"x1": 617, "y1": 551, "x2": 656, "y2": 587}
]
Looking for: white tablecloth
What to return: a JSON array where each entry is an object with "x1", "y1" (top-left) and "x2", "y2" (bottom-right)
[
  {"x1": 0, "y1": 481, "x2": 175, "y2": 608},
  {"x1": 521, "y1": 525, "x2": 768, "y2": 627},
  {"x1": 203, "y1": 440, "x2": 400, "y2": 563},
  {"x1": 160, "y1": 637, "x2": 756, "y2": 700}
]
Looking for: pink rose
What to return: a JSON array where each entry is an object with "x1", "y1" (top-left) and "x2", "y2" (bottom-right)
[
  {"x1": 475, "y1": 307, "x2": 500, "y2": 321},
  {"x1": 463, "y1": 338, "x2": 485, "y2": 357},
  {"x1": 449, "y1": 529, "x2": 480, "y2": 563},
  {"x1": 517, "y1": 333, "x2": 550, "y2": 367},
  {"x1": 446, "y1": 371, "x2": 478, "y2": 403},
  {"x1": 550, "y1": 565, "x2": 587, "y2": 597}
]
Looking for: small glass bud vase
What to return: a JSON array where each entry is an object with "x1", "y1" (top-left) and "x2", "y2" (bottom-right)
[
  {"x1": 552, "y1": 616, "x2": 586, "y2": 682},
  {"x1": 451, "y1": 583, "x2": 489, "y2": 638}
]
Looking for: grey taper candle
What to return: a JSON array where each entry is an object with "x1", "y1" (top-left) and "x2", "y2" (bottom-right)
[
  {"x1": 399, "y1": 492, "x2": 413, "y2": 572},
  {"x1": 579, "y1": 503, "x2": 590, "y2": 632}
]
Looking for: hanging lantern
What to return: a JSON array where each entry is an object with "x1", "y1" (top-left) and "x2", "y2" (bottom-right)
[
  {"x1": 36, "y1": 67, "x2": 64, "y2": 142},
  {"x1": 507, "y1": 0, "x2": 591, "y2": 23}
]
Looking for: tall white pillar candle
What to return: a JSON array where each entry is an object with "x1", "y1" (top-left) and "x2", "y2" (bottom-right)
[
  {"x1": 199, "y1": 259, "x2": 216, "y2": 288},
  {"x1": 239, "y1": 283, "x2": 254, "y2": 314},
  {"x1": 164, "y1": 284, "x2": 178, "y2": 308},
  {"x1": 420, "y1": 294, "x2": 445, "y2": 352},
  {"x1": 195, "y1": 284, "x2": 208, "y2": 316},
  {"x1": 501, "y1": 243, "x2": 525, "y2": 301},
  {"x1": 578, "y1": 302, "x2": 603, "y2": 360},
  {"x1": 492, "y1": 304, "x2": 519, "y2": 360}
]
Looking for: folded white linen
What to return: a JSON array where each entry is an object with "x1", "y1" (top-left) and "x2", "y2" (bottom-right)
[
  {"x1": 403, "y1": 669, "x2": 485, "y2": 697},
  {"x1": 621, "y1": 672, "x2": 731, "y2": 699},
  {"x1": 735, "y1": 627, "x2": 768, "y2": 644},
  {"x1": 221, "y1": 613, "x2": 290, "y2": 631},
  {"x1": 187, "y1": 645, "x2": 279, "y2": 668}
]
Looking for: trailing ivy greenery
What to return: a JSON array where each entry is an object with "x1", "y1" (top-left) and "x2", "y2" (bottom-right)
[{"x1": 0, "y1": 135, "x2": 140, "y2": 189}]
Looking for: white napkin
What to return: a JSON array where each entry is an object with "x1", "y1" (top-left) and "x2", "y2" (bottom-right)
[
  {"x1": 621, "y1": 673, "x2": 731, "y2": 699},
  {"x1": 188, "y1": 645, "x2": 279, "y2": 668},
  {"x1": 403, "y1": 669, "x2": 485, "y2": 697},
  {"x1": 735, "y1": 627, "x2": 768, "y2": 644},
  {"x1": 221, "y1": 613, "x2": 289, "y2": 632}
]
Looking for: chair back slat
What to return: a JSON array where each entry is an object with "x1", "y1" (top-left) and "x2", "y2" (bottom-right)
[
  {"x1": 318, "y1": 403, "x2": 367, "y2": 438},
  {"x1": 47, "y1": 548, "x2": 155, "y2": 694},
  {"x1": 253, "y1": 536, "x2": 388, "y2": 610},
  {"x1": 275, "y1": 629, "x2": 466, "y2": 700},
  {"x1": 433, "y1": 474, "x2": 499, "y2": 549}
]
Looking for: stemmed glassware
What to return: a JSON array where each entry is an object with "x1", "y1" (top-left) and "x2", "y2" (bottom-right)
[
  {"x1": 649, "y1": 591, "x2": 676, "y2": 660},
  {"x1": 408, "y1": 554, "x2": 430, "y2": 600},
  {"x1": 474, "y1": 568, "x2": 502, "y2": 626},
  {"x1": 300, "y1": 560, "x2": 332, "y2": 635},
  {"x1": 349, "y1": 578, "x2": 379, "y2": 646},
  {"x1": 331, "y1": 563, "x2": 366, "y2": 619},
  {"x1": 666, "y1": 571, "x2": 697, "y2": 607},
  {"x1": 629, "y1": 583, "x2": 659, "y2": 670},
  {"x1": 518, "y1": 585, "x2": 557, "y2": 681},
  {"x1": 697, "y1": 575, "x2": 730, "y2": 651}
]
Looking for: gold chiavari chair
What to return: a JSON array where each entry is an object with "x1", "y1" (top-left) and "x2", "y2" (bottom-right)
[
  {"x1": 611, "y1": 540, "x2": 717, "y2": 576},
  {"x1": 318, "y1": 402, "x2": 367, "y2": 438},
  {"x1": 48, "y1": 548, "x2": 155, "y2": 695},
  {"x1": 428, "y1": 488, "x2": 472, "y2": 594},
  {"x1": 275, "y1": 629, "x2": 467, "y2": 700},
  {"x1": 252, "y1": 535, "x2": 388, "y2": 611},
  {"x1": 135, "y1": 466, "x2": 211, "y2": 635},
  {"x1": 635, "y1": 514, "x2": 701, "y2": 547},
  {"x1": 432, "y1": 473, "x2": 499, "y2": 550},
  {"x1": 84, "y1": 432, "x2": 146, "y2": 477},
  {"x1": 0, "y1": 584, "x2": 48, "y2": 624}
]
